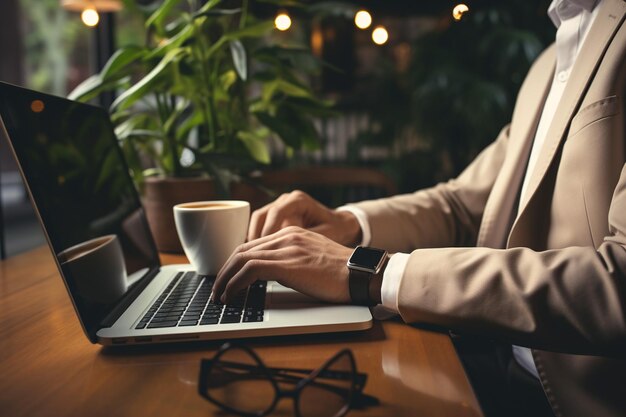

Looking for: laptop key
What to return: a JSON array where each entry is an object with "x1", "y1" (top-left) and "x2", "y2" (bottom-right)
[
  {"x1": 178, "y1": 320, "x2": 198, "y2": 326},
  {"x1": 220, "y1": 315, "x2": 242, "y2": 324},
  {"x1": 200, "y1": 318, "x2": 219, "y2": 325},
  {"x1": 154, "y1": 314, "x2": 182, "y2": 321},
  {"x1": 147, "y1": 320, "x2": 179, "y2": 328},
  {"x1": 150, "y1": 316, "x2": 181, "y2": 323}
]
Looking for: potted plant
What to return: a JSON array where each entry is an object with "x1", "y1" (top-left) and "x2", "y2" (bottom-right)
[{"x1": 70, "y1": 0, "x2": 332, "y2": 252}]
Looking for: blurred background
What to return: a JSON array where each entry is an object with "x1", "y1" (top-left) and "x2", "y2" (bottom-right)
[{"x1": 0, "y1": 0, "x2": 553, "y2": 256}]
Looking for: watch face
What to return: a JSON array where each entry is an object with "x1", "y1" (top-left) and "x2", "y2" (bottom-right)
[{"x1": 348, "y1": 247, "x2": 387, "y2": 271}]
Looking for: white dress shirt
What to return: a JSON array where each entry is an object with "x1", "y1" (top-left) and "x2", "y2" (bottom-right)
[{"x1": 339, "y1": 0, "x2": 604, "y2": 378}]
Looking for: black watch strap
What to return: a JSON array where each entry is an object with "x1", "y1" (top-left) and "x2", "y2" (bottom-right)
[{"x1": 349, "y1": 268, "x2": 374, "y2": 306}]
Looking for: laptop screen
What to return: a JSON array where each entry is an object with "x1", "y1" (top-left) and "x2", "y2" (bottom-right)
[{"x1": 0, "y1": 82, "x2": 160, "y2": 341}]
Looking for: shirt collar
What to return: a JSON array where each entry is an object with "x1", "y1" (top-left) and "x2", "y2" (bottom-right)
[{"x1": 548, "y1": 0, "x2": 598, "y2": 27}]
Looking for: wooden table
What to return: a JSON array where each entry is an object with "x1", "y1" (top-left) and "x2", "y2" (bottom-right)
[{"x1": 0, "y1": 246, "x2": 483, "y2": 417}]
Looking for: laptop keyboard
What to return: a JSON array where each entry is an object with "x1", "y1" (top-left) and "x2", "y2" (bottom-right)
[{"x1": 135, "y1": 271, "x2": 266, "y2": 329}]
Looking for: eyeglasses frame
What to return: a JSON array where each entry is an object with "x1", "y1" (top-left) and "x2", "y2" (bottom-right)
[{"x1": 198, "y1": 342, "x2": 366, "y2": 417}]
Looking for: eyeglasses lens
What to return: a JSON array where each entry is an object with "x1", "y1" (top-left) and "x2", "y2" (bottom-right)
[
  {"x1": 205, "y1": 346, "x2": 276, "y2": 415},
  {"x1": 298, "y1": 351, "x2": 354, "y2": 417}
]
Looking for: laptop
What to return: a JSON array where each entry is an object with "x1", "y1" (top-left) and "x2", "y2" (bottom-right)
[{"x1": 0, "y1": 81, "x2": 372, "y2": 346}]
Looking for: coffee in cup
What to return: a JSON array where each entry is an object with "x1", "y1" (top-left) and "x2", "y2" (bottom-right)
[{"x1": 173, "y1": 200, "x2": 250, "y2": 275}]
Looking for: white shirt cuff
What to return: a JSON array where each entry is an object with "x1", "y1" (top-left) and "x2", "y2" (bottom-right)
[
  {"x1": 380, "y1": 252, "x2": 410, "y2": 314},
  {"x1": 336, "y1": 205, "x2": 371, "y2": 246}
]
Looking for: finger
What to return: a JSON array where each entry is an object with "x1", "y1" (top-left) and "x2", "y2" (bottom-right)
[
  {"x1": 221, "y1": 259, "x2": 275, "y2": 303},
  {"x1": 248, "y1": 206, "x2": 269, "y2": 241},
  {"x1": 214, "y1": 225, "x2": 304, "y2": 298},
  {"x1": 248, "y1": 193, "x2": 292, "y2": 240},
  {"x1": 260, "y1": 203, "x2": 302, "y2": 237},
  {"x1": 212, "y1": 245, "x2": 291, "y2": 302},
  {"x1": 238, "y1": 225, "x2": 304, "y2": 262}
]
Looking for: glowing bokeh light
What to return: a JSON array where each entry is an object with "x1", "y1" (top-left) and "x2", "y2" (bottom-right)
[
  {"x1": 81, "y1": 8, "x2": 100, "y2": 27},
  {"x1": 372, "y1": 26, "x2": 388, "y2": 45},
  {"x1": 354, "y1": 10, "x2": 372, "y2": 29},
  {"x1": 452, "y1": 4, "x2": 469, "y2": 21},
  {"x1": 274, "y1": 13, "x2": 291, "y2": 31}
]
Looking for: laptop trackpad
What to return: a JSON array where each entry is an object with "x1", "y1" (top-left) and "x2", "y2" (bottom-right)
[{"x1": 268, "y1": 283, "x2": 321, "y2": 309}]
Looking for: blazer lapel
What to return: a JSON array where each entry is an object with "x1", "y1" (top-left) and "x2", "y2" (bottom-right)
[
  {"x1": 476, "y1": 48, "x2": 554, "y2": 248},
  {"x1": 515, "y1": 0, "x2": 626, "y2": 219}
]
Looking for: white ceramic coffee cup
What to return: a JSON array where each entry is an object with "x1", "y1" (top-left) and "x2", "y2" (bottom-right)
[
  {"x1": 58, "y1": 234, "x2": 128, "y2": 304},
  {"x1": 173, "y1": 200, "x2": 250, "y2": 275}
]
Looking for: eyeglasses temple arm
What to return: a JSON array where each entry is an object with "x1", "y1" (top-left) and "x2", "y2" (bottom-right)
[{"x1": 201, "y1": 359, "x2": 367, "y2": 383}]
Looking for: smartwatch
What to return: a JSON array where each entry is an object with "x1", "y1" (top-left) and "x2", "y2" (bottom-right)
[{"x1": 347, "y1": 246, "x2": 388, "y2": 306}]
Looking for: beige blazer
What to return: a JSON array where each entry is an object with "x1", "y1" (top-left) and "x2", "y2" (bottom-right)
[{"x1": 352, "y1": 1, "x2": 626, "y2": 416}]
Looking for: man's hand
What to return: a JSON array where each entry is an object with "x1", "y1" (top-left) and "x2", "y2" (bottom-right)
[
  {"x1": 212, "y1": 226, "x2": 354, "y2": 304},
  {"x1": 248, "y1": 190, "x2": 362, "y2": 246}
]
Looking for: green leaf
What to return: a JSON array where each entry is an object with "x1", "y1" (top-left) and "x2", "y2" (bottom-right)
[
  {"x1": 101, "y1": 46, "x2": 145, "y2": 81},
  {"x1": 276, "y1": 79, "x2": 313, "y2": 98},
  {"x1": 146, "y1": 24, "x2": 194, "y2": 60},
  {"x1": 256, "y1": 106, "x2": 320, "y2": 151},
  {"x1": 143, "y1": 167, "x2": 166, "y2": 177},
  {"x1": 196, "y1": 0, "x2": 223, "y2": 15},
  {"x1": 224, "y1": 21, "x2": 274, "y2": 40},
  {"x1": 203, "y1": 22, "x2": 273, "y2": 60},
  {"x1": 237, "y1": 130, "x2": 270, "y2": 164},
  {"x1": 163, "y1": 98, "x2": 190, "y2": 136},
  {"x1": 255, "y1": 111, "x2": 301, "y2": 149},
  {"x1": 68, "y1": 74, "x2": 103, "y2": 101},
  {"x1": 194, "y1": 156, "x2": 231, "y2": 197},
  {"x1": 229, "y1": 40, "x2": 247, "y2": 81},
  {"x1": 193, "y1": 7, "x2": 241, "y2": 18},
  {"x1": 146, "y1": 0, "x2": 183, "y2": 34},
  {"x1": 68, "y1": 75, "x2": 129, "y2": 102},
  {"x1": 219, "y1": 70, "x2": 238, "y2": 91},
  {"x1": 253, "y1": 45, "x2": 327, "y2": 73},
  {"x1": 298, "y1": 118, "x2": 320, "y2": 151},
  {"x1": 285, "y1": 96, "x2": 337, "y2": 118},
  {"x1": 122, "y1": 129, "x2": 165, "y2": 140},
  {"x1": 111, "y1": 48, "x2": 185, "y2": 111},
  {"x1": 261, "y1": 79, "x2": 313, "y2": 103},
  {"x1": 114, "y1": 113, "x2": 152, "y2": 139},
  {"x1": 176, "y1": 110, "x2": 204, "y2": 141}
]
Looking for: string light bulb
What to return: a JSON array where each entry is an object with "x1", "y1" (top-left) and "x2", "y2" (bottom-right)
[
  {"x1": 274, "y1": 13, "x2": 291, "y2": 31},
  {"x1": 354, "y1": 10, "x2": 372, "y2": 29},
  {"x1": 61, "y1": 1, "x2": 122, "y2": 26},
  {"x1": 81, "y1": 8, "x2": 100, "y2": 26},
  {"x1": 61, "y1": 0, "x2": 122, "y2": 13},
  {"x1": 372, "y1": 26, "x2": 388, "y2": 45},
  {"x1": 452, "y1": 4, "x2": 469, "y2": 21}
]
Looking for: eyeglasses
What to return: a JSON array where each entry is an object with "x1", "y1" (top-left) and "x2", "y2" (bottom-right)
[{"x1": 198, "y1": 343, "x2": 375, "y2": 417}]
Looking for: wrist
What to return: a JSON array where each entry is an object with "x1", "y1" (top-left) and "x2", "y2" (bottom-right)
[
  {"x1": 336, "y1": 210, "x2": 363, "y2": 247},
  {"x1": 347, "y1": 246, "x2": 387, "y2": 306},
  {"x1": 368, "y1": 256, "x2": 387, "y2": 305}
]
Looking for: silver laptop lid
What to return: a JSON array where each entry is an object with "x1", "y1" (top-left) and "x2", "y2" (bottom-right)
[{"x1": 0, "y1": 82, "x2": 161, "y2": 342}]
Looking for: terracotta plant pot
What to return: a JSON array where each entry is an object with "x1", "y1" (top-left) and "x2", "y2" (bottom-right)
[
  {"x1": 143, "y1": 177, "x2": 214, "y2": 253},
  {"x1": 142, "y1": 176, "x2": 270, "y2": 253}
]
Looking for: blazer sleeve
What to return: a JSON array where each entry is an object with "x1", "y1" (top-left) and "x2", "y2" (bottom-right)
[
  {"x1": 395, "y1": 164, "x2": 626, "y2": 356},
  {"x1": 349, "y1": 124, "x2": 510, "y2": 253}
]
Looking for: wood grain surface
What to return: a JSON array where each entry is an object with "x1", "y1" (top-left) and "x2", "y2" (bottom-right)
[{"x1": 0, "y1": 246, "x2": 483, "y2": 417}]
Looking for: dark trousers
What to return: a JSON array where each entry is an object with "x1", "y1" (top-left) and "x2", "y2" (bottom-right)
[{"x1": 452, "y1": 337, "x2": 555, "y2": 417}]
